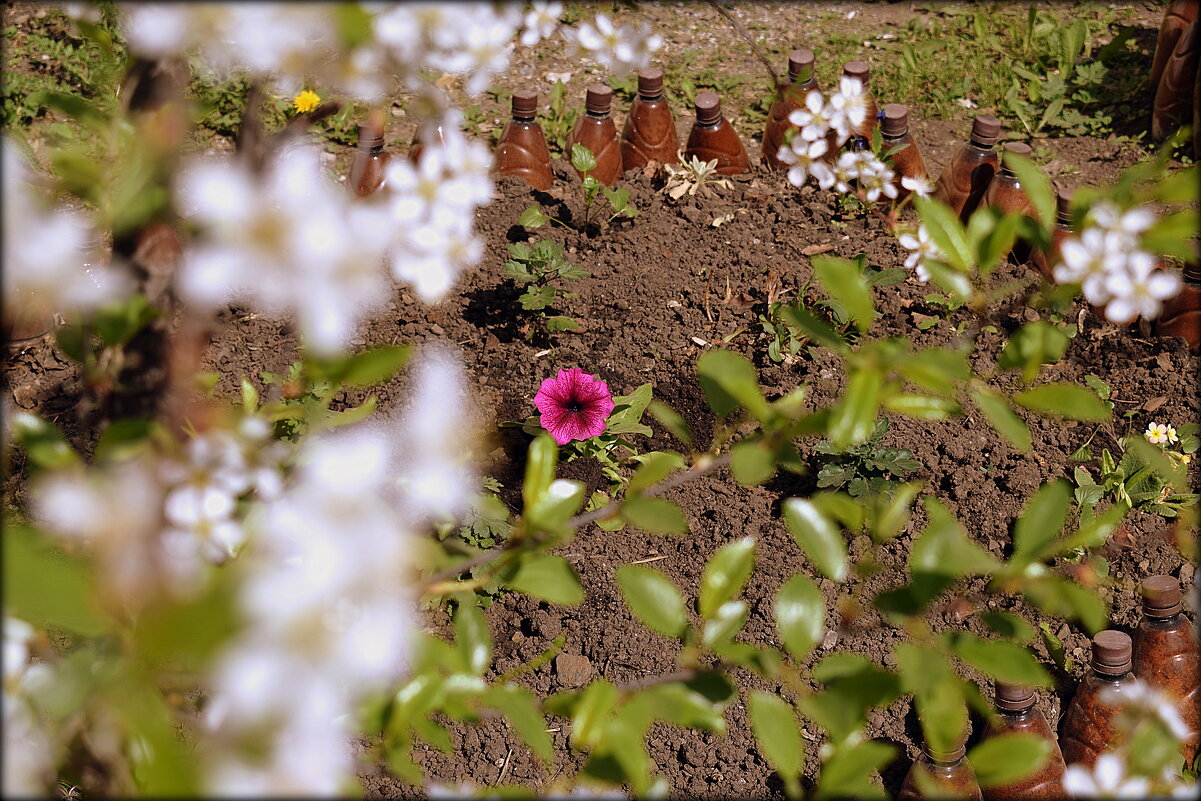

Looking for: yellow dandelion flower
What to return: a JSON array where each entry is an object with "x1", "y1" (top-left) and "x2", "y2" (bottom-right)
[{"x1": 293, "y1": 90, "x2": 320, "y2": 114}]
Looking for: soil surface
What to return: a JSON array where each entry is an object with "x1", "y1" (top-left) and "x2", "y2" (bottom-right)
[{"x1": 3, "y1": 2, "x2": 1198, "y2": 799}]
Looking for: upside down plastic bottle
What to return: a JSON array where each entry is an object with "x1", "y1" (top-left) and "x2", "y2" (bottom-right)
[
  {"x1": 348, "y1": 108, "x2": 390, "y2": 198},
  {"x1": 1029, "y1": 183, "x2": 1074, "y2": 278},
  {"x1": 897, "y1": 736, "x2": 983, "y2": 800},
  {"x1": 620, "y1": 67, "x2": 679, "y2": 173},
  {"x1": 979, "y1": 682, "x2": 1067, "y2": 800},
  {"x1": 933, "y1": 115, "x2": 1000, "y2": 222},
  {"x1": 762, "y1": 49, "x2": 819, "y2": 171},
  {"x1": 567, "y1": 83, "x2": 623, "y2": 187},
  {"x1": 880, "y1": 103, "x2": 928, "y2": 204},
  {"x1": 1132, "y1": 574, "x2": 1200, "y2": 765},
  {"x1": 842, "y1": 60, "x2": 879, "y2": 143},
  {"x1": 492, "y1": 90, "x2": 554, "y2": 191},
  {"x1": 683, "y1": 90, "x2": 750, "y2": 176},
  {"x1": 982, "y1": 141, "x2": 1039, "y2": 261},
  {"x1": 1059, "y1": 630, "x2": 1139, "y2": 769}
]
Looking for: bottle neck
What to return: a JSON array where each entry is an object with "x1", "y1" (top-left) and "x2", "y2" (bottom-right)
[
  {"x1": 968, "y1": 138, "x2": 995, "y2": 151},
  {"x1": 996, "y1": 706, "x2": 1035, "y2": 721},
  {"x1": 882, "y1": 131, "x2": 909, "y2": 143},
  {"x1": 639, "y1": 91, "x2": 663, "y2": 102},
  {"x1": 696, "y1": 117, "x2": 723, "y2": 130},
  {"x1": 512, "y1": 114, "x2": 536, "y2": 124},
  {"x1": 1091, "y1": 668, "x2": 1131, "y2": 683},
  {"x1": 586, "y1": 109, "x2": 611, "y2": 120},
  {"x1": 1143, "y1": 610, "x2": 1182, "y2": 626}
]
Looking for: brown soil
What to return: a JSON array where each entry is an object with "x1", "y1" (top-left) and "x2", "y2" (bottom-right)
[{"x1": 3, "y1": 2, "x2": 1197, "y2": 799}]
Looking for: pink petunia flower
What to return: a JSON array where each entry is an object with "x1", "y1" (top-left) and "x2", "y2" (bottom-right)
[{"x1": 533, "y1": 368, "x2": 615, "y2": 445}]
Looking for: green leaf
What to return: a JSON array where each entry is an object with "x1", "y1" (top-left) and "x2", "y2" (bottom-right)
[
  {"x1": 778, "y1": 304, "x2": 849, "y2": 353},
  {"x1": 972, "y1": 388, "x2": 1032, "y2": 452},
  {"x1": 323, "y1": 394, "x2": 378, "y2": 428},
  {"x1": 827, "y1": 369, "x2": 883, "y2": 448},
  {"x1": 628, "y1": 451, "x2": 686, "y2": 493},
  {"x1": 783, "y1": 498, "x2": 848, "y2": 582},
  {"x1": 1022, "y1": 575, "x2": 1108, "y2": 634},
  {"x1": 894, "y1": 644, "x2": 968, "y2": 756},
  {"x1": 518, "y1": 204, "x2": 548, "y2": 228},
  {"x1": 696, "y1": 349, "x2": 769, "y2": 421},
  {"x1": 812, "y1": 255, "x2": 875, "y2": 333},
  {"x1": 622, "y1": 495, "x2": 688, "y2": 534},
  {"x1": 915, "y1": 195, "x2": 972, "y2": 271},
  {"x1": 910, "y1": 499, "x2": 1000, "y2": 576},
  {"x1": 802, "y1": 655, "x2": 902, "y2": 744},
  {"x1": 454, "y1": 599, "x2": 492, "y2": 675},
  {"x1": 483, "y1": 685, "x2": 553, "y2": 763},
  {"x1": 774, "y1": 574, "x2": 825, "y2": 662},
  {"x1": 522, "y1": 434, "x2": 558, "y2": 511},
  {"x1": 748, "y1": 692, "x2": 804, "y2": 797},
  {"x1": 641, "y1": 682, "x2": 727, "y2": 732},
  {"x1": 969, "y1": 733, "x2": 1054, "y2": 789},
  {"x1": 9, "y1": 412, "x2": 80, "y2": 471},
  {"x1": 1012, "y1": 480, "x2": 1070, "y2": 561},
  {"x1": 545, "y1": 315, "x2": 581, "y2": 332},
  {"x1": 730, "y1": 440, "x2": 777, "y2": 486},
  {"x1": 883, "y1": 394, "x2": 961, "y2": 420},
  {"x1": 701, "y1": 600, "x2": 748, "y2": 648},
  {"x1": 945, "y1": 632, "x2": 1052, "y2": 687},
  {"x1": 1013, "y1": 383, "x2": 1111, "y2": 421},
  {"x1": 615, "y1": 564, "x2": 688, "y2": 637},
  {"x1": 320, "y1": 344, "x2": 410, "y2": 386},
  {"x1": 998, "y1": 322, "x2": 1072, "y2": 383},
  {"x1": 606, "y1": 382, "x2": 654, "y2": 436},
  {"x1": 1005, "y1": 152, "x2": 1055, "y2": 233},
  {"x1": 648, "y1": 400, "x2": 694, "y2": 447},
  {"x1": 561, "y1": 679, "x2": 618, "y2": 748},
  {"x1": 870, "y1": 482, "x2": 922, "y2": 542},
  {"x1": 815, "y1": 740, "x2": 896, "y2": 800},
  {"x1": 508, "y1": 554, "x2": 584, "y2": 605},
  {"x1": 698, "y1": 537, "x2": 756, "y2": 619},
  {"x1": 3, "y1": 520, "x2": 110, "y2": 636},
  {"x1": 900, "y1": 347, "x2": 971, "y2": 396},
  {"x1": 94, "y1": 294, "x2": 158, "y2": 347},
  {"x1": 571, "y1": 143, "x2": 597, "y2": 172},
  {"x1": 980, "y1": 611, "x2": 1036, "y2": 642}
]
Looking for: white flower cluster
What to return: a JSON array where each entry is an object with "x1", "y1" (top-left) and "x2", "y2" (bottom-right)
[
  {"x1": 1063, "y1": 752, "x2": 1149, "y2": 799},
  {"x1": 898, "y1": 224, "x2": 942, "y2": 283},
  {"x1": 28, "y1": 412, "x2": 284, "y2": 608},
  {"x1": 204, "y1": 348, "x2": 472, "y2": 794},
  {"x1": 777, "y1": 78, "x2": 896, "y2": 202},
  {"x1": 384, "y1": 110, "x2": 493, "y2": 303},
  {"x1": 520, "y1": 0, "x2": 564, "y2": 46},
  {"x1": 2, "y1": 137, "x2": 128, "y2": 329},
  {"x1": 176, "y1": 144, "x2": 392, "y2": 354},
  {"x1": 566, "y1": 11, "x2": 663, "y2": 76},
  {"x1": 1098, "y1": 678, "x2": 1192, "y2": 743},
  {"x1": 1052, "y1": 201, "x2": 1181, "y2": 324},
  {"x1": 3, "y1": 618, "x2": 55, "y2": 796}
]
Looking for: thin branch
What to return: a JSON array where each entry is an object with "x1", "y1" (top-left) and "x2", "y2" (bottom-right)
[{"x1": 706, "y1": 0, "x2": 781, "y2": 94}]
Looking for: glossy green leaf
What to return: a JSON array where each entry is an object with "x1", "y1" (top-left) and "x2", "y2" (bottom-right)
[
  {"x1": 884, "y1": 394, "x2": 961, "y2": 420},
  {"x1": 783, "y1": 498, "x2": 848, "y2": 582},
  {"x1": 1022, "y1": 575, "x2": 1108, "y2": 634},
  {"x1": 915, "y1": 195, "x2": 972, "y2": 271},
  {"x1": 812, "y1": 254, "x2": 874, "y2": 333},
  {"x1": 483, "y1": 685, "x2": 553, "y2": 763},
  {"x1": 522, "y1": 434, "x2": 558, "y2": 510},
  {"x1": 1013, "y1": 383, "x2": 1110, "y2": 422},
  {"x1": 648, "y1": 400, "x2": 694, "y2": 447},
  {"x1": 571, "y1": 143, "x2": 597, "y2": 172},
  {"x1": 969, "y1": 733, "x2": 1053, "y2": 789},
  {"x1": 3, "y1": 520, "x2": 109, "y2": 636},
  {"x1": 778, "y1": 304, "x2": 849, "y2": 353},
  {"x1": 895, "y1": 644, "x2": 968, "y2": 755},
  {"x1": 326, "y1": 344, "x2": 411, "y2": 386},
  {"x1": 1012, "y1": 480, "x2": 1070, "y2": 561},
  {"x1": 622, "y1": 495, "x2": 688, "y2": 534},
  {"x1": 774, "y1": 574, "x2": 825, "y2": 662},
  {"x1": 730, "y1": 440, "x2": 777, "y2": 486},
  {"x1": 972, "y1": 388, "x2": 1032, "y2": 452},
  {"x1": 628, "y1": 451, "x2": 686, "y2": 493},
  {"x1": 827, "y1": 369, "x2": 883, "y2": 448},
  {"x1": 642, "y1": 683, "x2": 727, "y2": 732},
  {"x1": 749, "y1": 692, "x2": 804, "y2": 797},
  {"x1": 8, "y1": 412, "x2": 80, "y2": 471},
  {"x1": 998, "y1": 321, "x2": 1072, "y2": 383},
  {"x1": 981, "y1": 611, "x2": 1036, "y2": 642},
  {"x1": 698, "y1": 537, "x2": 756, "y2": 619},
  {"x1": 616, "y1": 564, "x2": 688, "y2": 637},
  {"x1": 568, "y1": 679, "x2": 618, "y2": 748},
  {"x1": 870, "y1": 482, "x2": 922, "y2": 542},
  {"x1": 946, "y1": 632, "x2": 1052, "y2": 687},
  {"x1": 454, "y1": 599, "x2": 492, "y2": 675},
  {"x1": 814, "y1": 739, "x2": 896, "y2": 799},
  {"x1": 701, "y1": 600, "x2": 748, "y2": 648},
  {"x1": 910, "y1": 499, "x2": 1000, "y2": 577},
  {"x1": 696, "y1": 349, "x2": 769, "y2": 421},
  {"x1": 1005, "y1": 153, "x2": 1055, "y2": 234},
  {"x1": 508, "y1": 554, "x2": 584, "y2": 605}
]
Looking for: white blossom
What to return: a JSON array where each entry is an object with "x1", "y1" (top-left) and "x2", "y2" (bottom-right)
[
  {"x1": 569, "y1": 12, "x2": 662, "y2": 76},
  {"x1": 901, "y1": 174, "x2": 934, "y2": 198},
  {"x1": 825, "y1": 76, "x2": 867, "y2": 146},
  {"x1": 1099, "y1": 678, "x2": 1192, "y2": 741},
  {"x1": 855, "y1": 156, "x2": 898, "y2": 203},
  {"x1": 898, "y1": 225, "x2": 942, "y2": 283},
  {"x1": 786, "y1": 90, "x2": 833, "y2": 143},
  {"x1": 520, "y1": 0, "x2": 563, "y2": 46},
  {"x1": 1063, "y1": 752, "x2": 1150, "y2": 798},
  {"x1": 1101, "y1": 252, "x2": 1181, "y2": 325},
  {"x1": 780, "y1": 134, "x2": 833, "y2": 189}
]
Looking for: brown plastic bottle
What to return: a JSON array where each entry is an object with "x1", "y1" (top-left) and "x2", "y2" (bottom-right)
[
  {"x1": 979, "y1": 682, "x2": 1067, "y2": 800},
  {"x1": 1030, "y1": 184, "x2": 1074, "y2": 278},
  {"x1": 567, "y1": 83, "x2": 622, "y2": 187},
  {"x1": 1151, "y1": 14, "x2": 1200, "y2": 142},
  {"x1": 620, "y1": 68, "x2": 680, "y2": 173},
  {"x1": 933, "y1": 115, "x2": 1001, "y2": 222},
  {"x1": 881, "y1": 104, "x2": 928, "y2": 204},
  {"x1": 842, "y1": 61, "x2": 880, "y2": 142},
  {"x1": 1132, "y1": 574, "x2": 1200, "y2": 764},
  {"x1": 492, "y1": 90, "x2": 554, "y2": 191},
  {"x1": 1154, "y1": 263, "x2": 1201, "y2": 350},
  {"x1": 1150, "y1": 0, "x2": 1199, "y2": 91},
  {"x1": 982, "y1": 142, "x2": 1039, "y2": 261},
  {"x1": 762, "y1": 49, "x2": 819, "y2": 171},
  {"x1": 897, "y1": 739, "x2": 983, "y2": 801},
  {"x1": 408, "y1": 119, "x2": 450, "y2": 164},
  {"x1": 684, "y1": 91, "x2": 750, "y2": 176},
  {"x1": 348, "y1": 108, "x2": 390, "y2": 198},
  {"x1": 1060, "y1": 630, "x2": 1139, "y2": 769}
]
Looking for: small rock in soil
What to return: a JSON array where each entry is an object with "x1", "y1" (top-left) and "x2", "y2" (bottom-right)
[{"x1": 554, "y1": 653, "x2": 593, "y2": 687}]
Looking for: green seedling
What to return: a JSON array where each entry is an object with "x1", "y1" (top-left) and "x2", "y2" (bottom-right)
[{"x1": 503, "y1": 238, "x2": 590, "y2": 342}]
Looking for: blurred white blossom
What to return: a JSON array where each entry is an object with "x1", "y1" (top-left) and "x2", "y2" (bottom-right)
[
  {"x1": 2, "y1": 137, "x2": 127, "y2": 328},
  {"x1": 1063, "y1": 752, "x2": 1149, "y2": 798},
  {"x1": 898, "y1": 225, "x2": 941, "y2": 283},
  {"x1": 1099, "y1": 677, "x2": 1191, "y2": 741},
  {"x1": 520, "y1": 0, "x2": 563, "y2": 46},
  {"x1": 825, "y1": 77, "x2": 868, "y2": 145},
  {"x1": 568, "y1": 12, "x2": 662, "y2": 76},
  {"x1": 901, "y1": 174, "x2": 934, "y2": 198},
  {"x1": 3, "y1": 618, "x2": 54, "y2": 797},
  {"x1": 779, "y1": 134, "x2": 833, "y2": 190}
]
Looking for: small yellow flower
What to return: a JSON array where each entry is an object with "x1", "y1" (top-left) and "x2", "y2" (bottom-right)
[{"x1": 293, "y1": 89, "x2": 320, "y2": 114}]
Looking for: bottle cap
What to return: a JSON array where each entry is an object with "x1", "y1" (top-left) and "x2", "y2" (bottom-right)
[
  {"x1": 970, "y1": 115, "x2": 1002, "y2": 145},
  {"x1": 638, "y1": 68, "x2": 664, "y2": 98},
  {"x1": 359, "y1": 107, "x2": 385, "y2": 148},
  {"x1": 843, "y1": 60, "x2": 870, "y2": 83},
  {"x1": 1054, "y1": 181, "x2": 1073, "y2": 220},
  {"x1": 1091, "y1": 629, "x2": 1133, "y2": 675},
  {"x1": 695, "y1": 90, "x2": 722, "y2": 125},
  {"x1": 881, "y1": 104, "x2": 909, "y2": 137},
  {"x1": 788, "y1": 49, "x2": 815, "y2": 83},
  {"x1": 1142, "y1": 574, "x2": 1184, "y2": 617},
  {"x1": 994, "y1": 681, "x2": 1036, "y2": 712},
  {"x1": 924, "y1": 741, "x2": 967, "y2": 765},
  {"x1": 1001, "y1": 141, "x2": 1032, "y2": 173},
  {"x1": 585, "y1": 83, "x2": 613, "y2": 115},
  {"x1": 512, "y1": 90, "x2": 539, "y2": 118}
]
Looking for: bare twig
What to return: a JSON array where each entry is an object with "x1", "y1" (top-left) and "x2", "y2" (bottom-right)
[{"x1": 705, "y1": 0, "x2": 781, "y2": 93}]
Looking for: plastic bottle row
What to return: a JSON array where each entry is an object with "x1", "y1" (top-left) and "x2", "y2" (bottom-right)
[{"x1": 898, "y1": 573, "x2": 1199, "y2": 800}]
